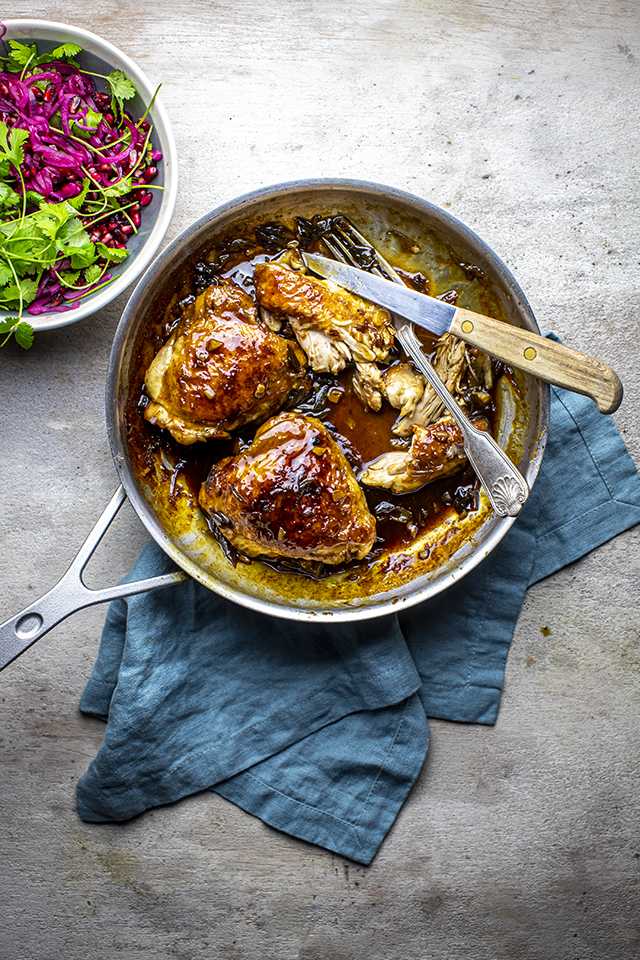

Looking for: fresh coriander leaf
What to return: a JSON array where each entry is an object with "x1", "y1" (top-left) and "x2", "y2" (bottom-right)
[
  {"x1": 16, "y1": 277, "x2": 39, "y2": 302},
  {"x1": 57, "y1": 213, "x2": 91, "y2": 247},
  {"x1": 28, "y1": 212, "x2": 62, "y2": 241},
  {"x1": 0, "y1": 317, "x2": 35, "y2": 348},
  {"x1": 106, "y1": 69, "x2": 137, "y2": 119},
  {"x1": 6, "y1": 41, "x2": 37, "y2": 71},
  {"x1": 35, "y1": 198, "x2": 75, "y2": 225},
  {"x1": 25, "y1": 189, "x2": 45, "y2": 206},
  {"x1": 0, "y1": 276, "x2": 39, "y2": 305},
  {"x1": 106, "y1": 69, "x2": 137, "y2": 103},
  {"x1": 53, "y1": 212, "x2": 93, "y2": 264},
  {"x1": 6, "y1": 40, "x2": 81, "y2": 70},
  {"x1": 46, "y1": 43, "x2": 82, "y2": 62},
  {"x1": 14, "y1": 320, "x2": 35, "y2": 348},
  {"x1": 0, "y1": 182, "x2": 21, "y2": 209},
  {"x1": 0, "y1": 293, "x2": 22, "y2": 309},
  {"x1": 2, "y1": 226, "x2": 57, "y2": 274},
  {"x1": 71, "y1": 108, "x2": 103, "y2": 135},
  {"x1": 0, "y1": 220, "x2": 15, "y2": 238},
  {"x1": 9, "y1": 127, "x2": 29, "y2": 162},
  {"x1": 83, "y1": 264, "x2": 103, "y2": 285},
  {"x1": 104, "y1": 175, "x2": 133, "y2": 198},
  {"x1": 67, "y1": 179, "x2": 90, "y2": 211},
  {"x1": 56, "y1": 270, "x2": 82, "y2": 290},
  {"x1": 95, "y1": 243, "x2": 129, "y2": 263},
  {"x1": 0, "y1": 121, "x2": 29, "y2": 167},
  {"x1": 69, "y1": 242, "x2": 98, "y2": 270}
]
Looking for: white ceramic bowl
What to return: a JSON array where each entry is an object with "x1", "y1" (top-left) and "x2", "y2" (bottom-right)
[{"x1": 0, "y1": 20, "x2": 178, "y2": 331}]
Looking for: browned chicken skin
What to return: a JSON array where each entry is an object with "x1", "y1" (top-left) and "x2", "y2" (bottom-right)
[
  {"x1": 199, "y1": 412, "x2": 377, "y2": 564},
  {"x1": 144, "y1": 280, "x2": 310, "y2": 445},
  {"x1": 360, "y1": 415, "x2": 490, "y2": 495},
  {"x1": 253, "y1": 261, "x2": 395, "y2": 373}
]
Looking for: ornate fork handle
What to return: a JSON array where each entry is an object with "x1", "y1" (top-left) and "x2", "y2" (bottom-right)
[{"x1": 396, "y1": 322, "x2": 528, "y2": 517}]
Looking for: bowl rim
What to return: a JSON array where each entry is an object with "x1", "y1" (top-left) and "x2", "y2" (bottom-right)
[{"x1": 0, "y1": 19, "x2": 179, "y2": 331}]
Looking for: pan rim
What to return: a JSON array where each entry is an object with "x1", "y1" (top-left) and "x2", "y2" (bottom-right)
[{"x1": 106, "y1": 178, "x2": 549, "y2": 622}]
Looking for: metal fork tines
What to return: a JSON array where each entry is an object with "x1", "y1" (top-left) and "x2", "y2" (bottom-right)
[{"x1": 320, "y1": 218, "x2": 529, "y2": 518}]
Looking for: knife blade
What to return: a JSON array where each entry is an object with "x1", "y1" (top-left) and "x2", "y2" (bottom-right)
[{"x1": 303, "y1": 252, "x2": 623, "y2": 415}]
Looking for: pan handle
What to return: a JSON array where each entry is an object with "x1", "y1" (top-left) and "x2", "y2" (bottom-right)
[{"x1": 0, "y1": 486, "x2": 189, "y2": 673}]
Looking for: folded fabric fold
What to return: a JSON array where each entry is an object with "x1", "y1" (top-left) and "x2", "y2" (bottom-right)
[
  {"x1": 77, "y1": 387, "x2": 640, "y2": 863},
  {"x1": 77, "y1": 567, "x2": 422, "y2": 825}
]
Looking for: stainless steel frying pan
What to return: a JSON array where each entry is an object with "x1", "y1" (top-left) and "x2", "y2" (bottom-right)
[{"x1": 0, "y1": 179, "x2": 549, "y2": 671}]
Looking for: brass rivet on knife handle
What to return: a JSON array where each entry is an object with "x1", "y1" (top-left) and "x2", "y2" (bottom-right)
[{"x1": 451, "y1": 307, "x2": 624, "y2": 415}]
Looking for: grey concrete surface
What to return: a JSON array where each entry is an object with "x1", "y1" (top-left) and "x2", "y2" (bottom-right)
[{"x1": 1, "y1": 2, "x2": 639, "y2": 958}]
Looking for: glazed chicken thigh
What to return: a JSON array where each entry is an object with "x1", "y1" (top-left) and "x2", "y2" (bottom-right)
[
  {"x1": 253, "y1": 261, "x2": 395, "y2": 374},
  {"x1": 144, "y1": 280, "x2": 309, "y2": 445},
  {"x1": 199, "y1": 411, "x2": 377, "y2": 564},
  {"x1": 361, "y1": 415, "x2": 489, "y2": 495}
]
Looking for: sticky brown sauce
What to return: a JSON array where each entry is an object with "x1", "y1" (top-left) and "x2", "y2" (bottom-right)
[{"x1": 126, "y1": 214, "x2": 517, "y2": 581}]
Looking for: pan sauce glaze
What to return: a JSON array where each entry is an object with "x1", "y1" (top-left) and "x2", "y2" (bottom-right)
[{"x1": 125, "y1": 212, "x2": 526, "y2": 593}]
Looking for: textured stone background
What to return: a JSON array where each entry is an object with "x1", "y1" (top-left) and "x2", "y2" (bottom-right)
[{"x1": 1, "y1": 2, "x2": 638, "y2": 958}]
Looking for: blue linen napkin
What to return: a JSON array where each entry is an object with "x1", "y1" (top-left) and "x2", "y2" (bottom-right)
[{"x1": 77, "y1": 386, "x2": 640, "y2": 864}]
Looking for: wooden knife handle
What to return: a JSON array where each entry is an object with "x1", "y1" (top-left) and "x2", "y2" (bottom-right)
[{"x1": 450, "y1": 308, "x2": 623, "y2": 414}]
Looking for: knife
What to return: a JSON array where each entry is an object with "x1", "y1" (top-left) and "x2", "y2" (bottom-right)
[{"x1": 303, "y1": 252, "x2": 623, "y2": 415}]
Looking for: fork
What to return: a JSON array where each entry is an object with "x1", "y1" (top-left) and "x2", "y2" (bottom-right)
[{"x1": 320, "y1": 217, "x2": 529, "y2": 518}]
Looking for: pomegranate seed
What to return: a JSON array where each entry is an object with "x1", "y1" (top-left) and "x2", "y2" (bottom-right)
[
  {"x1": 33, "y1": 87, "x2": 43, "y2": 101},
  {"x1": 105, "y1": 112, "x2": 115, "y2": 125},
  {"x1": 51, "y1": 293, "x2": 63, "y2": 307},
  {"x1": 60, "y1": 183, "x2": 81, "y2": 199},
  {"x1": 131, "y1": 212, "x2": 141, "y2": 227},
  {"x1": 140, "y1": 192, "x2": 152, "y2": 206},
  {"x1": 70, "y1": 96, "x2": 81, "y2": 114},
  {"x1": 121, "y1": 223, "x2": 134, "y2": 235},
  {"x1": 144, "y1": 165, "x2": 158, "y2": 182}
]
